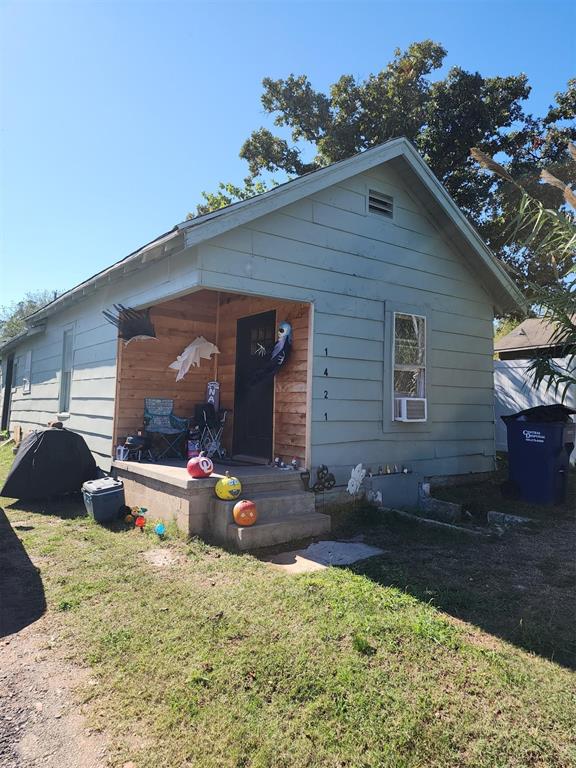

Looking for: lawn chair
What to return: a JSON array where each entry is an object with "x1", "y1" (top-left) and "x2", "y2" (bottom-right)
[
  {"x1": 194, "y1": 403, "x2": 228, "y2": 460},
  {"x1": 143, "y1": 398, "x2": 189, "y2": 459}
]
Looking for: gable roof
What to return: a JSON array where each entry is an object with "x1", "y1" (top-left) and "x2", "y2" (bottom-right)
[
  {"x1": 495, "y1": 316, "x2": 575, "y2": 353},
  {"x1": 11, "y1": 137, "x2": 524, "y2": 338}
]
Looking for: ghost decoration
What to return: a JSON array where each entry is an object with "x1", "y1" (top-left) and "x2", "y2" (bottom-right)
[
  {"x1": 347, "y1": 464, "x2": 366, "y2": 496},
  {"x1": 102, "y1": 304, "x2": 157, "y2": 344},
  {"x1": 169, "y1": 337, "x2": 220, "y2": 382},
  {"x1": 250, "y1": 321, "x2": 293, "y2": 386}
]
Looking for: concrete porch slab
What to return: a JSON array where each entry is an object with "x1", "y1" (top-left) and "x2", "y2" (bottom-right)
[{"x1": 111, "y1": 458, "x2": 328, "y2": 549}]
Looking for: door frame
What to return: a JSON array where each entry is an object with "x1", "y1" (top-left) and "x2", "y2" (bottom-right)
[{"x1": 232, "y1": 309, "x2": 276, "y2": 461}]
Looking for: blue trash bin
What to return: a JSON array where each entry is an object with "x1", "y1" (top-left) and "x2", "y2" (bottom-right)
[{"x1": 502, "y1": 406, "x2": 575, "y2": 505}]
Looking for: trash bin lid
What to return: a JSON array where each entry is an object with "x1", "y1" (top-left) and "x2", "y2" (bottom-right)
[
  {"x1": 501, "y1": 404, "x2": 576, "y2": 424},
  {"x1": 82, "y1": 477, "x2": 124, "y2": 494}
]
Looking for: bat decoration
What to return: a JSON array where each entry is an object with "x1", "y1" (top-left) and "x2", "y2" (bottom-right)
[
  {"x1": 250, "y1": 321, "x2": 293, "y2": 386},
  {"x1": 312, "y1": 464, "x2": 336, "y2": 493},
  {"x1": 103, "y1": 304, "x2": 157, "y2": 344}
]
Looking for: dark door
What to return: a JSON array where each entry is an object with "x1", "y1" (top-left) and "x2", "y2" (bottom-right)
[
  {"x1": 1, "y1": 354, "x2": 15, "y2": 432},
  {"x1": 233, "y1": 310, "x2": 276, "y2": 460}
]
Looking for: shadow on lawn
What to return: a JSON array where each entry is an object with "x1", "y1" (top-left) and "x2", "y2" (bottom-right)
[
  {"x1": 0, "y1": 507, "x2": 46, "y2": 638},
  {"x1": 347, "y1": 516, "x2": 576, "y2": 670},
  {"x1": 4, "y1": 493, "x2": 88, "y2": 520}
]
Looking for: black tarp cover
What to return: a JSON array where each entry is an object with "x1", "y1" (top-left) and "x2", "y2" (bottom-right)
[{"x1": 1, "y1": 428, "x2": 98, "y2": 500}]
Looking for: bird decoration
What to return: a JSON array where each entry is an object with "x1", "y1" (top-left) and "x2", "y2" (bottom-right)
[
  {"x1": 169, "y1": 337, "x2": 220, "y2": 381},
  {"x1": 102, "y1": 304, "x2": 157, "y2": 344}
]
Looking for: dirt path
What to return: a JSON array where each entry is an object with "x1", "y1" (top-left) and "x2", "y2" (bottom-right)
[
  {"x1": 0, "y1": 508, "x2": 110, "y2": 768},
  {"x1": 0, "y1": 619, "x2": 110, "y2": 768}
]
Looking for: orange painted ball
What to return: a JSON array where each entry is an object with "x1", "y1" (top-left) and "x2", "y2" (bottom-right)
[{"x1": 232, "y1": 499, "x2": 257, "y2": 527}]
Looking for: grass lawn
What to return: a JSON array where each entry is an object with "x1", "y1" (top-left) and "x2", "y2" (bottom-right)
[{"x1": 1, "y1": 443, "x2": 575, "y2": 768}]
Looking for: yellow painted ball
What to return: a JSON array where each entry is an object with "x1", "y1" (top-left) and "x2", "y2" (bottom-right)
[{"x1": 215, "y1": 473, "x2": 242, "y2": 500}]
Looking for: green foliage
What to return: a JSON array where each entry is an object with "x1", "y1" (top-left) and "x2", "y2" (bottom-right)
[
  {"x1": 472, "y1": 144, "x2": 576, "y2": 400},
  {"x1": 187, "y1": 177, "x2": 273, "y2": 219},
  {"x1": 0, "y1": 289, "x2": 60, "y2": 342},
  {"x1": 528, "y1": 283, "x2": 576, "y2": 401},
  {"x1": 494, "y1": 316, "x2": 521, "y2": 341},
  {"x1": 193, "y1": 42, "x2": 575, "y2": 300}
]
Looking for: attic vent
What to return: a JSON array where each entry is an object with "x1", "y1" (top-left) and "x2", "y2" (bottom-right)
[{"x1": 368, "y1": 190, "x2": 393, "y2": 218}]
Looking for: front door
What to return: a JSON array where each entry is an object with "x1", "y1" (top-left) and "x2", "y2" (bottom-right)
[{"x1": 233, "y1": 310, "x2": 276, "y2": 460}]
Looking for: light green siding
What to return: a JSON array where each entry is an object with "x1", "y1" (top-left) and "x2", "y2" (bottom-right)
[
  {"x1": 194, "y1": 163, "x2": 497, "y2": 481},
  {"x1": 3, "y1": 160, "x2": 499, "y2": 479}
]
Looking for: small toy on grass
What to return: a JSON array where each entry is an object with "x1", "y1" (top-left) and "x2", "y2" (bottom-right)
[
  {"x1": 154, "y1": 521, "x2": 166, "y2": 537},
  {"x1": 125, "y1": 505, "x2": 148, "y2": 529}
]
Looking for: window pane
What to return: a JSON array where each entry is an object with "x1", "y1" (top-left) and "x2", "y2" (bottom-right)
[
  {"x1": 394, "y1": 368, "x2": 425, "y2": 397},
  {"x1": 60, "y1": 371, "x2": 71, "y2": 412},
  {"x1": 60, "y1": 330, "x2": 74, "y2": 411},
  {"x1": 394, "y1": 314, "x2": 425, "y2": 365}
]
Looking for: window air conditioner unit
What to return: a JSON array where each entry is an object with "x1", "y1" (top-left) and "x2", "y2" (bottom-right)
[{"x1": 394, "y1": 397, "x2": 427, "y2": 422}]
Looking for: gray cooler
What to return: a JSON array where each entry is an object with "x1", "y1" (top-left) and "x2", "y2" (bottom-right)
[{"x1": 82, "y1": 477, "x2": 125, "y2": 523}]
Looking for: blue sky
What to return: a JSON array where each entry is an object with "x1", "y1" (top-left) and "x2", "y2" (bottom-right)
[{"x1": 1, "y1": 0, "x2": 574, "y2": 305}]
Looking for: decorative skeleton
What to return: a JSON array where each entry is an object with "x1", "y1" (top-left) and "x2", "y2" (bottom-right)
[{"x1": 250, "y1": 321, "x2": 293, "y2": 385}]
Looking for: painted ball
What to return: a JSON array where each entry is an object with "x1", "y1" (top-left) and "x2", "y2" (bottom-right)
[
  {"x1": 232, "y1": 499, "x2": 257, "y2": 527},
  {"x1": 135, "y1": 515, "x2": 146, "y2": 528},
  {"x1": 154, "y1": 522, "x2": 166, "y2": 536},
  {"x1": 215, "y1": 474, "x2": 242, "y2": 500},
  {"x1": 187, "y1": 455, "x2": 214, "y2": 478}
]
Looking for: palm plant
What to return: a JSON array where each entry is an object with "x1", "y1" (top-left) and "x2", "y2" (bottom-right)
[{"x1": 471, "y1": 144, "x2": 576, "y2": 402}]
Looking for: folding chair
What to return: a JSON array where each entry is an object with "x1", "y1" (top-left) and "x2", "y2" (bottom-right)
[
  {"x1": 143, "y1": 398, "x2": 189, "y2": 459},
  {"x1": 194, "y1": 403, "x2": 228, "y2": 459}
]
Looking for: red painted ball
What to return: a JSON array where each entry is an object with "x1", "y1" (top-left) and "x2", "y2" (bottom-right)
[
  {"x1": 187, "y1": 455, "x2": 214, "y2": 478},
  {"x1": 232, "y1": 499, "x2": 257, "y2": 527}
]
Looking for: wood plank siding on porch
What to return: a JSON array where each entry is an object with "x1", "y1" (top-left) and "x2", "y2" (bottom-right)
[{"x1": 113, "y1": 290, "x2": 311, "y2": 465}]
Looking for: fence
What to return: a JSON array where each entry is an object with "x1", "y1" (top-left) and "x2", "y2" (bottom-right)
[{"x1": 494, "y1": 356, "x2": 576, "y2": 462}]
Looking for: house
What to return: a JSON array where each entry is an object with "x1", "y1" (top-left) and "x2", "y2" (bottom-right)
[
  {"x1": 494, "y1": 316, "x2": 576, "y2": 458},
  {"x1": 495, "y1": 315, "x2": 576, "y2": 360},
  {"x1": 0, "y1": 138, "x2": 524, "y2": 547}
]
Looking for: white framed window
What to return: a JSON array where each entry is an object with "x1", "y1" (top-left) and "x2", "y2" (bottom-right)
[
  {"x1": 11, "y1": 356, "x2": 20, "y2": 393},
  {"x1": 59, "y1": 328, "x2": 74, "y2": 414},
  {"x1": 393, "y1": 312, "x2": 427, "y2": 422},
  {"x1": 22, "y1": 351, "x2": 32, "y2": 395}
]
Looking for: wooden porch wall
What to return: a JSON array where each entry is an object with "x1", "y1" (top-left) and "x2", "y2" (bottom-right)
[
  {"x1": 113, "y1": 291, "x2": 218, "y2": 444},
  {"x1": 216, "y1": 294, "x2": 310, "y2": 466},
  {"x1": 113, "y1": 290, "x2": 310, "y2": 465}
]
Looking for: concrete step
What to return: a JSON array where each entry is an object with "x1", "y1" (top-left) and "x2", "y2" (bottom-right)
[
  {"x1": 218, "y1": 491, "x2": 315, "y2": 520},
  {"x1": 235, "y1": 475, "x2": 304, "y2": 496},
  {"x1": 227, "y1": 512, "x2": 331, "y2": 551},
  {"x1": 210, "y1": 490, "x2": 316, "y2": 541}
]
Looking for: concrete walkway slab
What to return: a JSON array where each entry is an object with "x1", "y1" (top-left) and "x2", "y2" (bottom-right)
[{"x1": 264, "y1": 539, "x2": 385, "y2": 573}]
